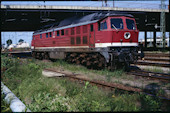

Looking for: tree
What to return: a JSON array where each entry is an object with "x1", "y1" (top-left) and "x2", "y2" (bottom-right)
[
  {"x1": 6, "y1": 39, "x2": 12, "y2": 47},
  {"x1": 18, "y1": 39, "x2": 24, "y2": 43}
]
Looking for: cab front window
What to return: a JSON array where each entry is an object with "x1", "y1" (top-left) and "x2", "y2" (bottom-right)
[
  {"x1": 110, "y1": 18, "x2": 123, "y2": 30},
  {"x1": 126, "y1": 19, "x2": 136, "y2": 30}
]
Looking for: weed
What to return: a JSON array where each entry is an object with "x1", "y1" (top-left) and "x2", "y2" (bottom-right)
[
  {"x1": 142, "y1": 67, "x2": 164, "y2": 73},
  {"x1": 28, "y1": 92, "x2": 69, "y2": 112},
  {"x1": 139, "y1": 94, "x2": 161, "y2": 111},
  {"x1": 1, "y1": 55, "x2": 167, "y2": 112},
  {"x1": 84, "y1": 81, "x2": 89, "y2": 89},
  {"x1": 108, "y1": 94, "x2": 139, "y2": 111}
]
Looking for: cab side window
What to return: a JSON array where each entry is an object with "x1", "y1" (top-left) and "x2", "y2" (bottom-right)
[
  {"x1": 90, "y1": 24, "x2": 93, "y2": 32},
  {"x1": 61, "y1": 30, "x2": 64, "y2": 35},
  {"x1": 46, "y1": 33, "x2": 48, "y2": 38},
  {"x1": 40, "y1": 34, "x2": 42, "y2": 39},
  {"x1": 49, "y1": 32, "x2": 52, "y2": 37},
  {"x1": 57, "y1": 31, "x2": 60, "y2": 36},
  {"x1": 100, "y1": 21, "x2": 107, "y2": 30}
]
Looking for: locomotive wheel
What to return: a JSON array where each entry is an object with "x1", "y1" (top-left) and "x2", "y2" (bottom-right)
[
  {"x1": 70, "y1": 53, "x2": 77, "y2": 57},
  {"x1": 71, "y1": 58, "x2": 76, "y2": 63},
  {"x1": 39, "y1": 53, "x2": 43, "y2": 60},
  {"x1": 86, "y1": 61, "x2": 92, "y2": 69},
  {"x1": 75, "y1": 56, "x2": 81, "y2": 65},
  {"x1": 75, "y1": 60, "x2": 80, "y2": 65},
  {"x1": 124, "y1": 62, "x2": 130, "y2": 72},
  {"x1": 32, "y1": 52, "x2": 36, "y2": 58},
  {"x1": 42, "y1": 53, "x2": 45, "y2": 59},
  {"x1": 79, "y1": 53, "x2": 87, "y2": 58},
  {"x1": 36, "y1": 53, "x2": 40, "y2": 59},
  {"x1": 108, "y1": 60, "x2": 118, "y2": 71},
  {"x1": 44, "y1": 52, "x2": 49, "y2": 59},
  {"x1": 81, "y1": 59, "x2": 86, "y2": 65},
  {"x1": 85, "y1": 54, "x2": 93, "y2": 68},
  {"x1": 70, "y1": 53, "x2": 77, "y2": 63},
  {"x1": 65, "y1": 52, "x2": 106, "y2": 70},
  {"x1": 98, "y1": 57, "x2": 105, "y2": 67},
  {"x1": 65, "y1": 53, "x2": 72, "y2": 63},
  {"x1": 92, "y1": 53, "x2": 106, "y2": 70}
]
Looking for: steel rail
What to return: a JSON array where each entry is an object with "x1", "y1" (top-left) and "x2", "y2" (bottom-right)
[
  {"x1": 44, "y1": 68, "x2": 142, "y2": 92},
  {"x1": 144, "y1": 53, "x2": 170, "y2": 57},
  {"x1": 43, "y1": 68, "x2": 170, "y2": 100},
  {"x1": 143, "y1": 57, "x2": 170, "y2": 62},
  {"x1": 132, "y1": 69, "x2": 170, "y2": 76},
  {"x1": 134, "y1": 61, "x2": 170, "y2": 67},
  {"x1": 129, "y1": 69, "x2": 170, "y2": 81}
]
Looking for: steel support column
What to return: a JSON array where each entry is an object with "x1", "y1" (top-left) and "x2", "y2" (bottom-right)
[
  {"x1": 160, "y1": 0, "x2": 166, "y2": 48},
  {"x1": 145, "y1": 31, "x2": 147, "y2": 48},
  {"x1": 153, "y1": 31, "x2": 156, "y2": 48}
]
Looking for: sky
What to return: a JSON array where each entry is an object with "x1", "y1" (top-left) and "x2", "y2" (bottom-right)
[{"x1": 1, "y1": 0, "x2": 169, "y2": 46}]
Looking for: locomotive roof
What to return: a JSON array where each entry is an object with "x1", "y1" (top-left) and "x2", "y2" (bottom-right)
[
  {"x1": 57, "y1": 12, "x2": 133, "y2": 27},
  {"x1": 34, "y1": 12, "x2": 133, "y2": 35}
]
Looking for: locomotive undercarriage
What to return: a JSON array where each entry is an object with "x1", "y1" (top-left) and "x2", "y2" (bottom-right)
[
  {"x1": 31, "y1": 46, "x2": 143, "y2": 71},
  {"x1": 108, "y1": 47, "x2": 141, "y2": 71},
  {"x1": 65, "y1": 52, "x2": 106, "y2": 70}
]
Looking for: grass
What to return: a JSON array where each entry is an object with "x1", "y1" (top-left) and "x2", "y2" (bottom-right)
[
  {"x1": 1, "y1": 55, "x2": 169, "y2": 112},
  {"x1": 142, "y1": 66, "x2": 170, "y2": 73},
  {"x1": 52, "y1": 59, "x2": 126, "y2": 79}
]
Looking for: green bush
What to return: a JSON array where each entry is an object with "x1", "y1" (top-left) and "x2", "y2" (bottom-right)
[
  {"x1": 25, "y1": 92, "x2": 68, "y2": 112},
  {"x1": 140, "y1": 94, "x2": 161, "y2": 111},
  {"x1": 28, "y1": 63, "x2": 40, "y2": 70}
]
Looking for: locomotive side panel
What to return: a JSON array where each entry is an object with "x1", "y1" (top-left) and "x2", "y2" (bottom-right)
[
  {"x1": 95, "y1": 18, "x2": 112, "y2": 45},
  {"x1": 33, "y1": 24, "x2": 97, "y2": 49}
]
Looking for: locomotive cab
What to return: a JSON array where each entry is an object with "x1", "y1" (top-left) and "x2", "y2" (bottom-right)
[
  {"x1": 109, "y1": 16, "x2": 139, "y2": 44},
  {"x1": 97, "y1": 16, "x2": 139, "y2": 47},
  {"x1": 97, "y1": 16, "x2": 143, "y2": 70}
]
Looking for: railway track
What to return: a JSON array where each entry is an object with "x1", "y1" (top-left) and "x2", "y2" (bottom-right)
[
  {"x1": 134, "y1": 61, "x2": 170, "y2": 68},
  {"x1": 43, "y1": 68, "x2": 170, "y2": 100},
  {"x1": 43, "y1": 68, "x2": 142, "y2": 92},
  {"x1": 128, "y1": 69, "x2": 170, "y2": 81},
  {"x1": 143, "y1": 57, "x2": 170, "y2": 63},
  {"x1": 135, "y1": 52, "x2": 170, "y2": 68},
  {"x1": 144, "y1": 53, "x2": 170, "y2": 57}
]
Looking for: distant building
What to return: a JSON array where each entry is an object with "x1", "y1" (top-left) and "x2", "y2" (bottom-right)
[
  {"x1": 139, "y1": 36, "x2": 169, "y2": 47},
  {"x1": 7, "y1": 44, "x2": 17, "y2": 49},
  {"x1": 16, "y1": 42, "x2": 30, "y2": 48},
  {"x1": 5, "y1": 42, "x2": 30, "y2": 50}
]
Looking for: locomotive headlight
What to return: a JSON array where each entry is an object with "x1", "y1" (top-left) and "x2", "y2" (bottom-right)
[{"x1": 124, "y1": 32, "x2": 131, "y2": 39}]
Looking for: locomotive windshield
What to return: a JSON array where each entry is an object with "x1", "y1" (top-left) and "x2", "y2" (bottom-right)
[
  {"x1": 110, "y1": 18, "x2": 123, "y2": 30},
  {"x1": 126, "y1": 19, "x2": 136, "y2": 30}
]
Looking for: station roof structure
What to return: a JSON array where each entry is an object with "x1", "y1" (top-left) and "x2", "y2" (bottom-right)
[{"x1": 1, "y1": 4, "x2": 169, "y2": 32}]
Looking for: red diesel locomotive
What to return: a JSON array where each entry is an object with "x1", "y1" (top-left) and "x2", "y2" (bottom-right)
[{"x1": 31, "y1": 12, "x2": 144, "y2": 70}]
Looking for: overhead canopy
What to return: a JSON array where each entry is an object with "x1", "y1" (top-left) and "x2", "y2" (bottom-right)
[{"x1": 1, "y1": 4, "x2": 169, "y2": 32}]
